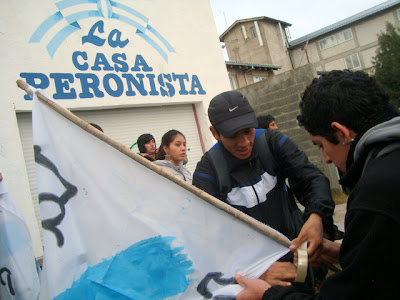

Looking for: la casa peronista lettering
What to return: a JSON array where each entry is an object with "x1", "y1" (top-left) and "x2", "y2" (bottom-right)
[{"x1": 20, "y1": 20, "x2": 206, "y2": 100}]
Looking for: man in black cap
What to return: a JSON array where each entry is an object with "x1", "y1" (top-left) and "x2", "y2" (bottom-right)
[{"x1": 193, "y1": 91, "x2": 335, "y2": 288}]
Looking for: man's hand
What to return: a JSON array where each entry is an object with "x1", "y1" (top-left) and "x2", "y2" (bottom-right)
[
  {"x1": 0, "y1": 172, "x2": 2, "y2": 181},
  {"x1": 313, "y1": 238, "x2": 341, "y2": 266},
  {"x1": 235, "y1": 274, "x2": 271, "y2": 300},
  {"x1": 258, "y1": 262, "x2": 296, "y2": 286},
  {"x1": 290, "y1": 213, "x2": 323, "y2": 263}
]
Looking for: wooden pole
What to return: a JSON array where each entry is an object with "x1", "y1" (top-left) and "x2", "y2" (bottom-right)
[{"x1": 16, "y1": 79, "x2": 292, "y2": 248}]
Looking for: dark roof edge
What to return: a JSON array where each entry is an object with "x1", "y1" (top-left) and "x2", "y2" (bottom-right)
[
  {"x1": 220, "y1": 16, "x2": 291, "y2": 41},
  {"x1": 225, "y1": 61, "x2": 282, "y2": 70}
]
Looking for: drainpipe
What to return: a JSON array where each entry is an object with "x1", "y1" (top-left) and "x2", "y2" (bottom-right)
[
  {"x1": 278, "y1": 22, "x2": 295, "y2": 70},
  {"x1": 244, "y1": 66, "x2": 255, "y2": 85}
]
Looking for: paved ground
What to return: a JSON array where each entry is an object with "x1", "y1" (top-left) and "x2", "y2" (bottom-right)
[
  {"x1": 297, "y1": 202, "x2": 347, "y2": 233},
  {"x1": 333, "y1": 203, "x2": 346, "y2": 233}
]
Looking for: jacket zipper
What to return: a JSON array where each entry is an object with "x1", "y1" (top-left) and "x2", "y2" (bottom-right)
[
  {"x1": 251, "y1": 185, "x2": 260, "y2": 204},
  {"x1": 249, "y1": 160, "x2": 260, "y2": 204}
]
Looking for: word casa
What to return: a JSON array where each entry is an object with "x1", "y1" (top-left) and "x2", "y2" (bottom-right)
[{"x1": 20, "y1": 54, "x2": 206, "y2": 100}]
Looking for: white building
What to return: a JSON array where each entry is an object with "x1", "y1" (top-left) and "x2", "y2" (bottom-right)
[{"x1": 0, "y1": 0, "x2": 229, "y2": 258}]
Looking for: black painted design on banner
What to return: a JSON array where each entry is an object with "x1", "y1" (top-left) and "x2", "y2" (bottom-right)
[
  {"x1": 197, "y1": 272, "x2": 237, "y2": 299},
  {"x1": 34, "y1": 145, "x2": 78, "y2": 247},
  {"x1": 0, "y1": 268, "x2": 15, "y2": 295}
]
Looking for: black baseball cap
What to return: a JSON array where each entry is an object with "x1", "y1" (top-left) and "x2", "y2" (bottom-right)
[{"x1": 208, "y1": 91, "x2": 258, "y2": 137}]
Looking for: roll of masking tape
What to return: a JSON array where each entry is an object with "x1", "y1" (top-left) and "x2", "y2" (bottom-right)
[{"x1": 294, "y1": 242, "x2": 308, "y2": 283}]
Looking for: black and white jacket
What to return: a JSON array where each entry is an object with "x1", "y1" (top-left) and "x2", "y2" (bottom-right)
[{"x1": 193, "y1": 129, "x2": 335, "y2": 240}]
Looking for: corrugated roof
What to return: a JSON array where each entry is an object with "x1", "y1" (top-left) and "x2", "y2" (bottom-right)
[
  {"x1": 220, "y1": 16, "x2": 291, "y2": 41},
  {"x1": 289, "y1": 0, "x2": 400, "y2": 47},
  {"x1": 225, "y1": 61, "x2": 282, "y2": 70}
]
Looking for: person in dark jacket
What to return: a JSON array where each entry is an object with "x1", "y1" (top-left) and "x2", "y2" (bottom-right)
[
  {"x1": 257, "y1": 114, "x2": 278, "y2": 130},
  {"x1": 137, "y1": 133, "x2": 157, "y2": 161},
  {"x1": 193, "y1": 90, "x2": 335, "y2": 287},
  {"x1": 235, "y1": 70, "x2": 400, "y2": 299}
]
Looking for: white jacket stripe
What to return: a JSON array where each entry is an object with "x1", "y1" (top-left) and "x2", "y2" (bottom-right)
[{"x1": 226, "y1": 172, "x2": 277, "y2": 208}]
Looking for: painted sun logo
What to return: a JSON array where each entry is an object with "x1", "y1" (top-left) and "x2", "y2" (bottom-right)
[{"x1": 29, "y1": 0, "x2": 175, "y2": 61}]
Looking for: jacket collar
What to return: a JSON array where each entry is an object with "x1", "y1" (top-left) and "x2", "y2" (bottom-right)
[{"x1": 216, "y1": 140, "x2": 258, "y2": 170}]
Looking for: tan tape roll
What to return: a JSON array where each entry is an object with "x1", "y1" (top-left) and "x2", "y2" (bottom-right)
[{"x1": 294, "y1": 242, "x2": 308, "y2": 283}]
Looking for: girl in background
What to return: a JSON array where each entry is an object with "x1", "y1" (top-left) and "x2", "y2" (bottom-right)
[{"x1": 154, "y1": 130, "x2": 192, "y2": 183}]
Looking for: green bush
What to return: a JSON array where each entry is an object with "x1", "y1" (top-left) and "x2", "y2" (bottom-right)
[{"x1": 373, "y1": 23, "x2": 400, "y2": 107}]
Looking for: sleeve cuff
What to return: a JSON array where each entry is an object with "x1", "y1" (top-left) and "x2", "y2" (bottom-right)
[
  {"x1": 262, "y1": 286, "x2": 294, "y2": 299},
  {"x1": 262, "y1": 284, "x2": 314, "y2": 299}
]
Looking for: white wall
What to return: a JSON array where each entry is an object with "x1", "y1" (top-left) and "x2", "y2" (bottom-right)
[{"x1": 0, "y1": 0, "x2": 230, "y2": 257}]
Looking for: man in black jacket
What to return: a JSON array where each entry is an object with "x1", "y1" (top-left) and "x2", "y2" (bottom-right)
[
  {"x1": 193, "y1": 91, "x2": 335, "y2": 286},
  {"x1": 235, "y1": 70, "x2": 400, "y2": 299}
]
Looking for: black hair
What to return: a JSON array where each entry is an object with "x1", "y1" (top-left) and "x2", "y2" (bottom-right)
[
  {"x1": 155, "y1": 129, "x2": 185, "y2": 160},
  {"x1": 90, "y1": 123, "x2": 104, "y2": 132},
  {"x1": 137, "y1": 134, "x2": 155, "y2": 153},
  {"x1": 297, "y1": 70, "x2": 399, "y2": 144},
  {"x1": 257, "y1": 114, "x2": 275, "y2": 129}
]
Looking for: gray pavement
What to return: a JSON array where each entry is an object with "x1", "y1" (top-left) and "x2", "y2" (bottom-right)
[
  {"x1": 297, "y1": 202, "x2": 346, "y2": 234},
  {"x1": 333, "y1": 203, "x2": 346, "y2": 233}
]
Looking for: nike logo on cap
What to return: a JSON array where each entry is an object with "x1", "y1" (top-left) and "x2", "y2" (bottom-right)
[{"x1": 229, "y1": 106, "x2": 238, "y2": 112}]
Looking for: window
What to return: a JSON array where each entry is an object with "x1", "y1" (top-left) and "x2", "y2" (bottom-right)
[
  {"x1": 229, "y1": 76, "x2": 237, "y2": 90},
  {"x1": 253, "y1": 76, "x2": 266, "y2": 83},
  {"x1": 318, "y1": 29, "x2": 353, "y2": 50},
  {"x1": 397, "y1": 8, "x2": 400, "y2": 20},
  {"x1": 344, "y1": 53, "x2": 361, "y2": 70},
  {"x1": 251, "y1": 27, "x2": 257, "y2": 38}
]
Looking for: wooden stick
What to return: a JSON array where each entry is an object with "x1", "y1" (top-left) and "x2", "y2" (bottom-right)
[{"x1": 16, "y1": 79, "x2": 292, "y2": 248}]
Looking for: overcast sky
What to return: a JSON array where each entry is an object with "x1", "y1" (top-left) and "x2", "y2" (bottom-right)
[{"x1": 209, "y1": 0, "x2": 390, "y2": 40}]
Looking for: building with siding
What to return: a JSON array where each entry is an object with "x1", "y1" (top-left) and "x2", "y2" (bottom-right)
[
  {"x1": 221, "y1": 0, "x2": 400, "y2": 88},
  {"x1": 220, "y1": 17, "x2": 293, "y2": 89}
]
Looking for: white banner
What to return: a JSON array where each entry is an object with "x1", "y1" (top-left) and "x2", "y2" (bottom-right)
[
  {"x1": 33, "y1": 92, "x2": 289, "y2": 299},
  {"x1": 0, "y1": 182, "x2": 40, "y2": 300}
]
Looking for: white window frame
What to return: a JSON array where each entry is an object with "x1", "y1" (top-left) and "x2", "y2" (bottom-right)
[
  {"x1": 229, "y1": 76, "x2": 237, "y2": 90},
  {"x1": 318, "y1": 29, "x2": 353, "y2": 50},
  {"x1": 250, "y1": 26, "x2": 257, "y2": 38},
  {"x1": 241, "y1": 25, "x2": 248, "y2": 40},
  {"x1": 344, "y1": 53, "x2": 361, "y2": 70},
  {"x1": 253, "y1": 76, "x2": 266, "y2": 83}
]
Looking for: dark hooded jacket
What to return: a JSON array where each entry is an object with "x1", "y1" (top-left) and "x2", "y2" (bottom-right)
[{"x1": 263, "y1": 116, "x2": 400, "y2": 299}]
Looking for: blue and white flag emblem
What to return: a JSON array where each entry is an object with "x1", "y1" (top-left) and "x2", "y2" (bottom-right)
[{"x1": 31, "y1": 91, "x2": 289, "y2": 299}]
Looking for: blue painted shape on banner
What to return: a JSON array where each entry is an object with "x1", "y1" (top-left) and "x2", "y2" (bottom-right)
[
  {"x1": 56, "y1": 0, "x2": 97, "y2": 11},
  {"x1": 65, "y1": 10, "x2": 101, "y2": 24},
  {"x1": 146, "y1": 24, "x2": 175, "y2": 53},
  {"x1": 47, "y1": 22, "x2": 81, "y2": 58},
  {"x1": 29, "y1": 12, "x2": 64, "y2": 43},
  {"x1": 110, "y1": 0, "x2": 149, "y2": 22},
  {"x1": 136, "y1": 29, "x2": 168, "y2": 62},
  {"x1": 54, "y1": 236, "x2": 194, "y2": 300}
]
